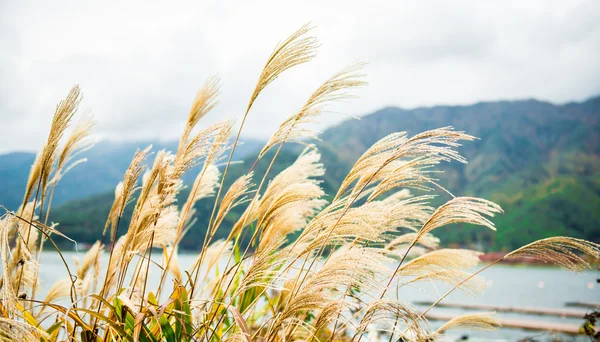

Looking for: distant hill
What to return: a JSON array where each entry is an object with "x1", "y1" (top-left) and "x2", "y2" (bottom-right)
[
  {"x1": 318, "y1": 96, "x2": 600, "y2": 248},
  {"x1": 0, "y1": 138, "x2": 264, "y2": 210},
  {"x1": 2, "y1": 96, "x2": 598, "y2": 250},
  {"x1": 49, "y1": 147, "x2": 300, "y2": 251}
]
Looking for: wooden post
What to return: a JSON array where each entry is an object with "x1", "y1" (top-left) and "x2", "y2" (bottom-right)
[
  {"x1": 413, "y1": 301, "x2": 587, "y2": 319},
  {"x1": 425, "y1": 312, "x2": 591, "y2": 335},
  {"x1": 565, "y1": 301, "x2": 600, "y2": 309}
]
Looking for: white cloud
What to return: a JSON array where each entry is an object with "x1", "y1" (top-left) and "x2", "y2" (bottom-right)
[{"x1": 1, "y1": 0, "x2": 599, "y2": 153}]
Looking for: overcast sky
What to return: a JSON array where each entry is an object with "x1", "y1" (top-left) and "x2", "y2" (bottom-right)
[{"x1": 1, "y1": 0, "x2": 599, "y2": 153}]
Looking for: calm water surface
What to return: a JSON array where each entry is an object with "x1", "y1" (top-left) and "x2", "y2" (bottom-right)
[{"x1": 36, "y1": 251, "x2": 599, "y2": 341}]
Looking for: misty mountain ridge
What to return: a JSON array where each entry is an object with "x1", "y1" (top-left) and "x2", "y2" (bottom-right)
[{"x1": 0, "y1": 137, "x2": 264, "y2": 210}]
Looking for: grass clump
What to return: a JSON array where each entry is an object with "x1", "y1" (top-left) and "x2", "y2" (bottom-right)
[{"x1": 1, "y1": 25, "x2": 598, "y2": 342}]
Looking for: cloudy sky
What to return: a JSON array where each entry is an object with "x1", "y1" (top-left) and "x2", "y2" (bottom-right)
[{"x1": 1, "y1": 0, "x2": 599, "y2": 153}]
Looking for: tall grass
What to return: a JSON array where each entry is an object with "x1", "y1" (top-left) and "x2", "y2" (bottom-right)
[{"x1": 1, "y1": 25, "x2": 598, "y2": 342}]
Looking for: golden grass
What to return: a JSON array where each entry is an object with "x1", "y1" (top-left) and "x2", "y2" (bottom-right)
[{"x1": 0, "y1": 25, "x2": 598, "y2": 342}]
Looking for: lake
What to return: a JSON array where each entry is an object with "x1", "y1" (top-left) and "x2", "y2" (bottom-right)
[{"x1": 36, "y1": 251, "x2": 599, "y2": 341}]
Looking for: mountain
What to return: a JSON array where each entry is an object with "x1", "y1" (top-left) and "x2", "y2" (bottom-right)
[
  {"x1": 0, "y1": 138, "x2": 264, "y2": 211},
  {"x1": 3, "y1": 96, "x2": 599, "y2": 250},
  {"x1": 321, "y1": 98, "x2": 599, "y2": 190},
  {"x1": 317, "y1": 96, "x2": 600, "y2": 248}
]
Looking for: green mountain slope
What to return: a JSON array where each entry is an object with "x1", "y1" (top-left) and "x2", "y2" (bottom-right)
[
  {"x1": 317, "y1": 97, "x2": 600, "y2": 249},
  {"x1": 491, "y1": 175, "x2": 600, "y2": 248}
]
